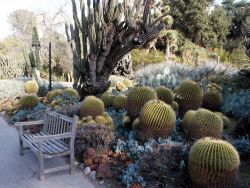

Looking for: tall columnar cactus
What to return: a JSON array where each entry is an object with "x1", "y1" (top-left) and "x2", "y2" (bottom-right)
[
  {"x1": 187, "y1": 109, "x2": 223, "y2": 139},
  {"x1": 80, "y1": 96, "x2": 105, "y2": 118},
  {"x1": 66, "y1": 0, "x2": 171, "y2": 98},
  {"x1": 126, "y1": 86, "x2": 157, "y2": 119},
  {"x1": 175, "y1": 80, "x2": 203, "y2": 115},
  {"x1": 155, "y1": 86, "x2": 174, "y2": 104},
  {"x1": 137, "y1": 100, "x2": 176, "y2": 142},
  {"x1": 189, "y1": 137, "x2": 240, "y2": 188}
]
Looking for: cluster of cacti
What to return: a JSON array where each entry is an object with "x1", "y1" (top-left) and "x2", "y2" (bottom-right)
[
  {"x1": 156, "y1": 86, "x2": 174, "y2": 104},
  {"x1": 175, "y1": 80, "x2": 203, "y2": 115},
  {"x1": 80, "y1": 96, "x2": 105, "y2": 118},
  {"x1": 127, "y1": 86, "x2": 157, "y2": 119},
  {"x1": 137, "y1": 100, "x2": 176, "y2": 142},
  {"x1": 189, "y1": 137, "x2": 240, "y2": 188},
  {"x1": 20, "y1": 94, "x2": 40, "y2": 109},
  {"x1": 181, "y1": 110, "x2": 196, "y2": 132},
  {"x1": 113, "y1": 94, "x2": 127, "y2": 111},
  {"x1": 78, "y1": 111, "x2": 114, "y2": 129},
  {"x1": 24, "y1": 80, "x2": 39, "y2": 94},
  {"x1": 100, "y1": 93, "x2": 115, "y2": 108},
  {"x1": 62, "y1": 88, "x2": 79, "y2": 97},
  {"x1": 187, "y1": 109, "x2": 223, "y2": 139},
  {"x1": 46, "y1": 89, "x2": 63, "y2": 100}
]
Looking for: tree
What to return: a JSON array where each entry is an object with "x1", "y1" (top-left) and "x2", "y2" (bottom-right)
[{"x1": 66, "y1": 0, "x2": 171, "y2": 98}]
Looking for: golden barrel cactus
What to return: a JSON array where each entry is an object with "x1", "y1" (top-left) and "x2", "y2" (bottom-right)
[
  {"x1": 20, "y1": 94, "x2": 40, "y2": 109},
  {"x1": 113, "y1": 94, "x2": 127, "y2": 111},
  {"x1": 127, "y1": 86, "x2": 157, "y2": 119},
  {"x1": 187, "y1": 109, "x2": 223, "y2": 139},
  {"x1": 203, "y1": 90, "x2": 222, "y2": 110},
  {"x1": 189, "y1": 137, "x2": 240, "y2": 188},
  {"x1": 63, "y1": 88, "x2": 79, "y2": 97},
  {"x1": 181, "y1": 110, "x2": 196, "y2": 132},
  {"x1": 137, "y1": 100, "x2": 176, "y2": 142},
  {"x1": 175, "y1": 80, "x2": 203, "y2": 115},
  {"x1": 156, "y1": 86, "x2": 174, "y2": 104},
  {"x1": 46, "y1": 89, "x2": 63, "y2": 100},
  {"x1": 100, "y1": 93, "x2": 115, "y2": 108},
  {"x1": 24, "y1": 80, "x2": 39, "y2": 94},
  {"x1": 80, "y1": 96, "x2": 105, "y2": 118}
]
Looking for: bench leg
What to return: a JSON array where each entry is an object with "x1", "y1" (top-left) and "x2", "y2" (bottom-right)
[
  {"x1": 70, "y1": 150, "x2": 75, "y2": 175},
  {"x1": 38, "y1": 143, "x2": 45, "y2": 180},
  {"x1": 19, "y1": 137, "x2": 24, "y2": 156}
]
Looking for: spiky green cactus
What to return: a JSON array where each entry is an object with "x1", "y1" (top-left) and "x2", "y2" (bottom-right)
[
  {"x1": 46, "y1": 89, "x2": 63, "y2": 100},
  {"x1": 24, "y1": 80, "x2": 39, "y2": 94},
  {"x1": 20, "y1": 94, "x2": 39, "y2": 109},
  {"x1": 137, "y1": 100, "x2": 176, "y2": 142},
  {"x1": 171, "y1": 101, "x2": 179, "y2": 112},
  {"x1": 95, "y1": 115, "x2": 106, "y2": 125},
  {"x1": 175, "y1": 80, "x2": 203, "y2": 115},
  {"x1": 156, "y1": 86, "x2": 174, "y2": 104},
  {"x1": 80, "y1": 96, "x2": 105, "y2": 118},
  {"x1": 127, "y1": 86, "x2": 157, "y2": 119},
  {"x1": 101, "y1": 93, "x2": 115, "y2": 108},
  {"x1": 189, "y1": 137, "x2": 240, "y2": 188},
  {"x1": 187, "y1": 109, "x2": 223, "y2": 139},
  {"x1": 63, "y1": 88, "x2": 79, "y2": 97},
  {"x1": 215, "y1": 112, "x2": 231, "y2": 129},
  {"x1": 203, "y1": 90, "x2": 222, "y2": 110},
  {"x1": 113, "y1": 94, "x2": 127, "y2": 111},
  {"x1": 182, "y1": 110, "x2": 196, "y2": 132}
]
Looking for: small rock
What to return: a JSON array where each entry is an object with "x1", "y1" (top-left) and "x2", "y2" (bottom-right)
[
  {"x1": 99, "y1": 180, "x2": 105, "y2": 184},
  {"x1": 90, "y1": 171, "x2": 96, "y2": 180},
  {"x1": 84, "y1": 167, "x2": 91, "y2": 175}
]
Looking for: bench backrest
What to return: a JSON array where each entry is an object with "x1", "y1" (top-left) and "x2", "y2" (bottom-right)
[{"x1": 43, "y1": 111, "x2": 78, "y2": 144}]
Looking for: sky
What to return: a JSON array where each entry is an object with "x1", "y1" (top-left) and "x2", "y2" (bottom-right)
[{"x1": 0, "y1": 0, "x2": 225, "y2": 39}]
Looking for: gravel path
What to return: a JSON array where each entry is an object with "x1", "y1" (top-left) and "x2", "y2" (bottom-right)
[{"x1": 0, "y1": 114, "x2": 95, "y2": 188}]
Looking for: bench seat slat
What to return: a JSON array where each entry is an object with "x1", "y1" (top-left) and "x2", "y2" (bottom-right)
[{"x1": 22, "y1": 132, "x2": 70, "y2": 155}]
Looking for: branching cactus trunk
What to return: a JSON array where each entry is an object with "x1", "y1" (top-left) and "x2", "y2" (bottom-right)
[{"x1": 66, "y1": 0, "x2": 171, "y2": 98}]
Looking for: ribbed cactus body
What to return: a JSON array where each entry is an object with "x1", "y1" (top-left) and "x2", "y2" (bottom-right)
[
  {"x1": 203, "y1": 91, "x2": 222, "y2": 110},
  {"x1": 63, "y1": 88, "x2": 79, "y2": 97},
  {"x1": 113, "y1": 94, "x2": 127, "y2": 111},
  {"x1": 175, "y1": 80, "x2": 203, "y2": 115},
  {"x1": 80, "y1": 96, "x2": 105, "y2": 118},
  {"x1": 189, "y1": 137, "x2": 240, "y2": 188},
  {"x1": 46, "y1": 89, "x2": 63, "y2": 100},
  {"x1": 182, "y1": 110, "x2": 196, "y2": 132},
  {"x1": 187, "y1": 109, "x2": 223, "y2": 139},
  {"x1": 20, "y1": 94, "x2": 39, "y2": 109},
  {"x1": 127, "y1": 86, "x2": 157, "y2": 119},
  {"x1": 101, "y1": 93, "x2": 115, "y2": 108},
  {"x1": 24, "y1": 80, "x2": 39, "y2": 94},
  {"x1": 171, "y1": 101, "x2": 179, "y2": 112},
  {"x1": 156, "y1": 86, "x2": 174, "y2": 104},
  {"x1": 137, "y1": 100, "x2": 176, "y2": 141}
]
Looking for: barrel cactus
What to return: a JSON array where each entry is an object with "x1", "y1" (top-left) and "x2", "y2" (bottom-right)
[
  {"x1": 113, "y1": 94, "x2": 127, "y2": 111},
  {"x1": 156, "y1": 86, "x2": 174, "y2": 104},
  {"x1": 46, "y1": 89, "x2": 63, "y2": 100},
  {"x1": 127, "y1": 86, "x2": 157, "y2": 119},
  {"x1": 137, "y1": 100, "x2": 176, "y2": 142},
  {"x1": 189, "y1": 137, "x2": 240, "y2": 188},
  {"x1": 80, "y1": 96, "x2": 105, "y2": 118},
  {"x1": 24, "y1": 80, "x2": 39, "y2": 94},
  {"x1": 171, "y1": 101, "x2": 179, "y2": 113},
  {"x1": 63, "y1": 88, "x2": 79, "y2": 97},
  {"x1": 175, "y1": 80, "x2": 203, "y2": 115},
  {"x1": 215, "y1": 112, "x2": 231, "y2": 129},
  {"x1": 203, "y1": 90, "x2": 222, "y2": 110},
  {"x1": 181, "y1": 110, "x2": 196, "y2": 132},
  {"x1": 100, "y1": 93, "x2": 115, "y2": 108},
  {"x1": 187, "y1": 109, "x2": 223, "y2": 139},
  {"x1": 20, "y1": 94, "x2": 40, "y2": 109}
]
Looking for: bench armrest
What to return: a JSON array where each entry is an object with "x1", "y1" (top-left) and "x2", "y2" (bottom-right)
[
  {"x1": 15, "y1": 120, "x2": 45, "y2": 127},
  {"x1": 32, "y1": 132, "x2": 72, "y2": 142}
]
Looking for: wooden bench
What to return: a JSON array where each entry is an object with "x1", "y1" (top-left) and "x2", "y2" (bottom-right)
[{"x1": 15, "y1": 110, "x2": 78, "y2": 180}]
